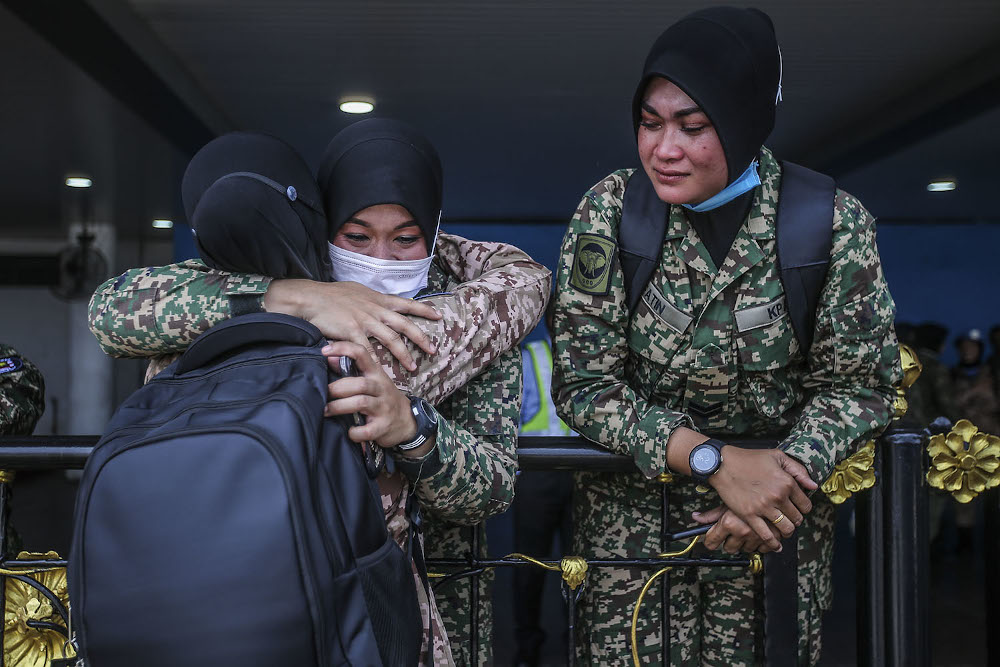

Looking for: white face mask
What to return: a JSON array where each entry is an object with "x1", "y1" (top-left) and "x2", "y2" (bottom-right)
[{"x1": 328, "y1": 242, "x2": 434, "y2": 299}]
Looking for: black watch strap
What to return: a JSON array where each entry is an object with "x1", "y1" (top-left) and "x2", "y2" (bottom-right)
[{"x1": 395, "y1": 396, "x2": 439, "y2": 452}]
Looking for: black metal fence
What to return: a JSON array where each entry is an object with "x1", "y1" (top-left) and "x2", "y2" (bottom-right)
[{"x1": 0, "y1": 427, "x2": 997, "y2": 666}]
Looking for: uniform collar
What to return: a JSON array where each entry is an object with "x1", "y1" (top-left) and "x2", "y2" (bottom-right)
[{"x1": 662, "y1": 146, "x2": 778, "y2": 244}]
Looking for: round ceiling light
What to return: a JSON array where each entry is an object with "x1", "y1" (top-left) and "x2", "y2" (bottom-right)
[
  {"x1": 339, "y1": 97, "x2": 375, "y2": 114},
  {"x1": 65, "y1": 176, "x2": 92, "y2": 188},
  {"x1": 927, "y1": 180, "x2": 956, "y2": 192}
]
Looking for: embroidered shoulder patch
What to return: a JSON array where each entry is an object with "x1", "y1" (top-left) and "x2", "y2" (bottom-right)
[
  {"x1": 0, "y1": 357, "x2": 24, "y2": 375},
  {"x1": 570, "y1": 233, "x2": 616, "y2": 295}
]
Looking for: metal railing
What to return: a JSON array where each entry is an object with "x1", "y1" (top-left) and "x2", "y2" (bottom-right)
[{"x1": 0, "y1": 427, "x2": 996, "y2": 666}]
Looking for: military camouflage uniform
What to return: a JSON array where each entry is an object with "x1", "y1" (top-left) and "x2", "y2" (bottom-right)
[
  {"x1": 89, "y1": 233, "x2": 550, "y2": 665},
  {"x1": 550, "y1": 148, "x2": 900, "y2": 666},
  {"x1": 0, "y1": 344, "x2": 45, "y2": 436}
]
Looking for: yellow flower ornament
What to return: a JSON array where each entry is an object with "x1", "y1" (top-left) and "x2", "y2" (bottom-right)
[
  {"x1": 821, "y1": 440, "x2": 876, "y2": 504},
  {"x1": 927, "y1": 419, "x2": 1000, "y2": 503}
]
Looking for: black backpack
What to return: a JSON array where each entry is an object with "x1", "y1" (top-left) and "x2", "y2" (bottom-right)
[
  {"x1": 69, "y1": 313, "x2": 422, "y2": 667},
  {"x1": 619, "y1": 160, "x2": 836, "y2": 353}
]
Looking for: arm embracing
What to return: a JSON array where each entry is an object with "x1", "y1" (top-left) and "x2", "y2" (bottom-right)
[
  {"x1": 393, "y1": 347, "x2": 521, "y2": 525},
  {"x1": 781, "y1": 192, "x2": 901, "y2": 482},
  {"x1": 88, "y1": 260, "x2": 270, "y2": 358},
  {"x1": 550, "y1": 180, "x2": 692, "y2": 479},
  {"x1": 375, "y1": 233, "x2": 550, "y2": 405}
]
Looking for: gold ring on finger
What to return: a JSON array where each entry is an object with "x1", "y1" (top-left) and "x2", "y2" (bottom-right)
[{"x1": 771, "y1": 512, "x2": 785, "y2": 525}]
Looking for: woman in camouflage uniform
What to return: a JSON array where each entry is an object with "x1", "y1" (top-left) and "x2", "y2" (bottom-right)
[
  {"x1": 550, "y1": 7, "x2": 899, "y2": 665},
  {"x1": 90, "y1": 122, "x2": 550, "y2": 665}
]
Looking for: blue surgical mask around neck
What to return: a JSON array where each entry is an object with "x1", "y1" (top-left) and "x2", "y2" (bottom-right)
[{"x1": 682, "y1": 160, "x2": 760, "y2": 213}]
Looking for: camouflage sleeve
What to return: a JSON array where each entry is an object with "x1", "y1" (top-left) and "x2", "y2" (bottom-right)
[
  {"x1": 550, "y1": 174, "x2": 693, "y2": 479},
  {"x1": 374, "y1": 232, "x2": 550, "y2": 405},
  {"x1": 88, "y1": 259, "x2": 272, "y2": 357},
  {"x1": 0, "y1": 344, "x2": 45, "y2": 436},
  {"x1": 392, "y1": 347, "x2": 521, "y2": 525},
  {"x1": 780, "y1": 191, "x2": 901, "y2": 481}
]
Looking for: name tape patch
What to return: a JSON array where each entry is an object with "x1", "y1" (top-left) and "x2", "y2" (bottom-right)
[
  {"x1": 641, "y1": 284, "x2": 692, "y2": 334},
  {"x1": 570, "y1": 233, "x2": 616, "y2": 296},
  {"x1": 734, "y1": 296, "x2": 788, "y2": 332},
  {"x1": 0, "y1": 357, "x2": 24, "y2": 375}
]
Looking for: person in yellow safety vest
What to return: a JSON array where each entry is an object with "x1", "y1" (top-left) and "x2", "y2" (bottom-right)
[
  {"x1": 514, "y1": 337, "x2": 574, "y2": 666},
  {"x1": 520, "y1": 339, "x2": 573, "y2": 437}
]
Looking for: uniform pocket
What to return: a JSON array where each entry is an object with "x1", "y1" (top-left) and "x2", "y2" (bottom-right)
[
  {"x1": 626, "y1": 285, "x2": 689, "y2": 366},
  {"x1": 735, "y1": 315, "x2": 800, "y2": 418},
  {"x1": 625, "y1": 290, "x2": 690, "y2": 400},
  {"x1": 830, "y1": 289, "x2": 891, "y2": 377}
]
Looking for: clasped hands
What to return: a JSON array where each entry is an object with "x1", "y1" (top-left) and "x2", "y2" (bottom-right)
[
  {"x1": 664, "y1": 427, "x2": 817, "y2": 555},
  {"x1": 693, "y1": 446, "x2": 817, "y2": 555}
]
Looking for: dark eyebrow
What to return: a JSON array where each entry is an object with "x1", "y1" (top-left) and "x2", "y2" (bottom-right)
[
  {"x1": 344, "y1": 217, "x2": 420, "y2": 232},
  {"x1": 673, "y1": 106, "x2": 704, "y2": 119},
  {"x1": 640, "y1": 102, "x2": 705, "y2": 120}
]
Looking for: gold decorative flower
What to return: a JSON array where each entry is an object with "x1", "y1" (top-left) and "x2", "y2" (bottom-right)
[
  {"x1": 2, "y1": 552, "x2": 75, "y2": 667},
  {"x1": 821, "y1": 440, "x2": 876, "y2": 504},
  {"x1": 927, "y1": 420, "x2": 1000, "y2": 503},
  {"x1": 559, "y1": 556, "x2": 588, "y2": 591},
  {"x1": 894, "y1": 344, "x2": 922, "y2": 420}
]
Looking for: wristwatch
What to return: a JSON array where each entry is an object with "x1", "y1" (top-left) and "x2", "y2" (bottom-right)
[
  {"x1": 689, "y1": 438, "x2": 725, "y2": 484},
  {"x1": 395, "y1": 396, "x2": 439, "y2": 452}
]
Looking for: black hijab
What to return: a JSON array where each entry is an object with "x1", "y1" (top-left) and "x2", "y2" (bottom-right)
[
  {"x1": 317, "y1": 119, "x2": 443, "y2": 241},
  {"x1": 632, "y1": 6, "x2": 781, "y2": 183},
  {"x1": 182, "y1": 132, "x2": 332, "y2": 281}
]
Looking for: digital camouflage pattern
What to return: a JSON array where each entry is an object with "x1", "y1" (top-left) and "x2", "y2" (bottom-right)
[
  {"x1": 88, "y1": 233, "x2": 542, "y2": 665},
  {"x1": 551, "y1": 147, "x2": 900, "y2": 665},
  {"x1": 0, "y1": 344, "x2": 45, "y2": 436}
]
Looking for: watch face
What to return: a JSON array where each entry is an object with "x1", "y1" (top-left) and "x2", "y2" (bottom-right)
[
  {"x1": 691, "y1": 446, "x2": 719, "y2": 474},
  {"x1": 414, "y1": 397, "x2": 437, "y2": 424}
]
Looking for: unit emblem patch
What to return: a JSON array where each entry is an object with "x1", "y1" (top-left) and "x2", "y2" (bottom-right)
[{"x1": 570, "y1": 234, "x2": 616, "y2": 295}]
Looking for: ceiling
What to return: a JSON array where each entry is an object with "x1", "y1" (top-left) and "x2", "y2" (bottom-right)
[{"x1": 1, "y1": 0, "x2": 998, "y2": 242}]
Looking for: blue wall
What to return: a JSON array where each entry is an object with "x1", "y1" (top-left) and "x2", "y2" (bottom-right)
[{"x1": 876, "y1": 223, "x2": 1000, "y2": 365}]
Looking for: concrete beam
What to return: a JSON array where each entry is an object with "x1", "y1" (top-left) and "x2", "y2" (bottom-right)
[
  {"x1": 791, "y1": 40, "x2": 1000, "y2": 177},
  {"x1": 1, "y1": 0, "x2": 233, "y2": 156}
]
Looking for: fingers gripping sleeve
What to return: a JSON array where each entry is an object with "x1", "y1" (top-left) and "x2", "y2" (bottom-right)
[{"x1": 374, "y1": 233, "x2": 551, "y2": 405}]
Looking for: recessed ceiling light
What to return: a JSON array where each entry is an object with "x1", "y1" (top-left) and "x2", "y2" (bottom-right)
[
  {"x1": 927, "y1": 180, "x2": 956, "y2": 192},
  {"x1": 152, "y1": 219, "x2": 174, "y2": 229},
  {"x1": 339, "y1": 97, "x2": 375, "y2": 114},
  {"x1": 65, "y1": 177, "x2": 92, "y2": 188}
]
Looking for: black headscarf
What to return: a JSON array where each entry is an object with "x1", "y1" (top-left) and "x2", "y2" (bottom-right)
[
  {"x1": 182, "y1": 132, "x2": 332, "y2": 281},
  {"x1": 632, "y1": 6, "x2": 781, "y2": 183},
  {"x1": 316, "y1": 119, "x2": 443, "y2": 241}
]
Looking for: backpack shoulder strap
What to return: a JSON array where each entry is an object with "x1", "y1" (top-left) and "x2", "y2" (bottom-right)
[
  {"x1": 619, "y1": 170, "x2": 670, "y2": 314},
  {"x1": 776, "y1": 161, "x2": 836, "y2": 355}
]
